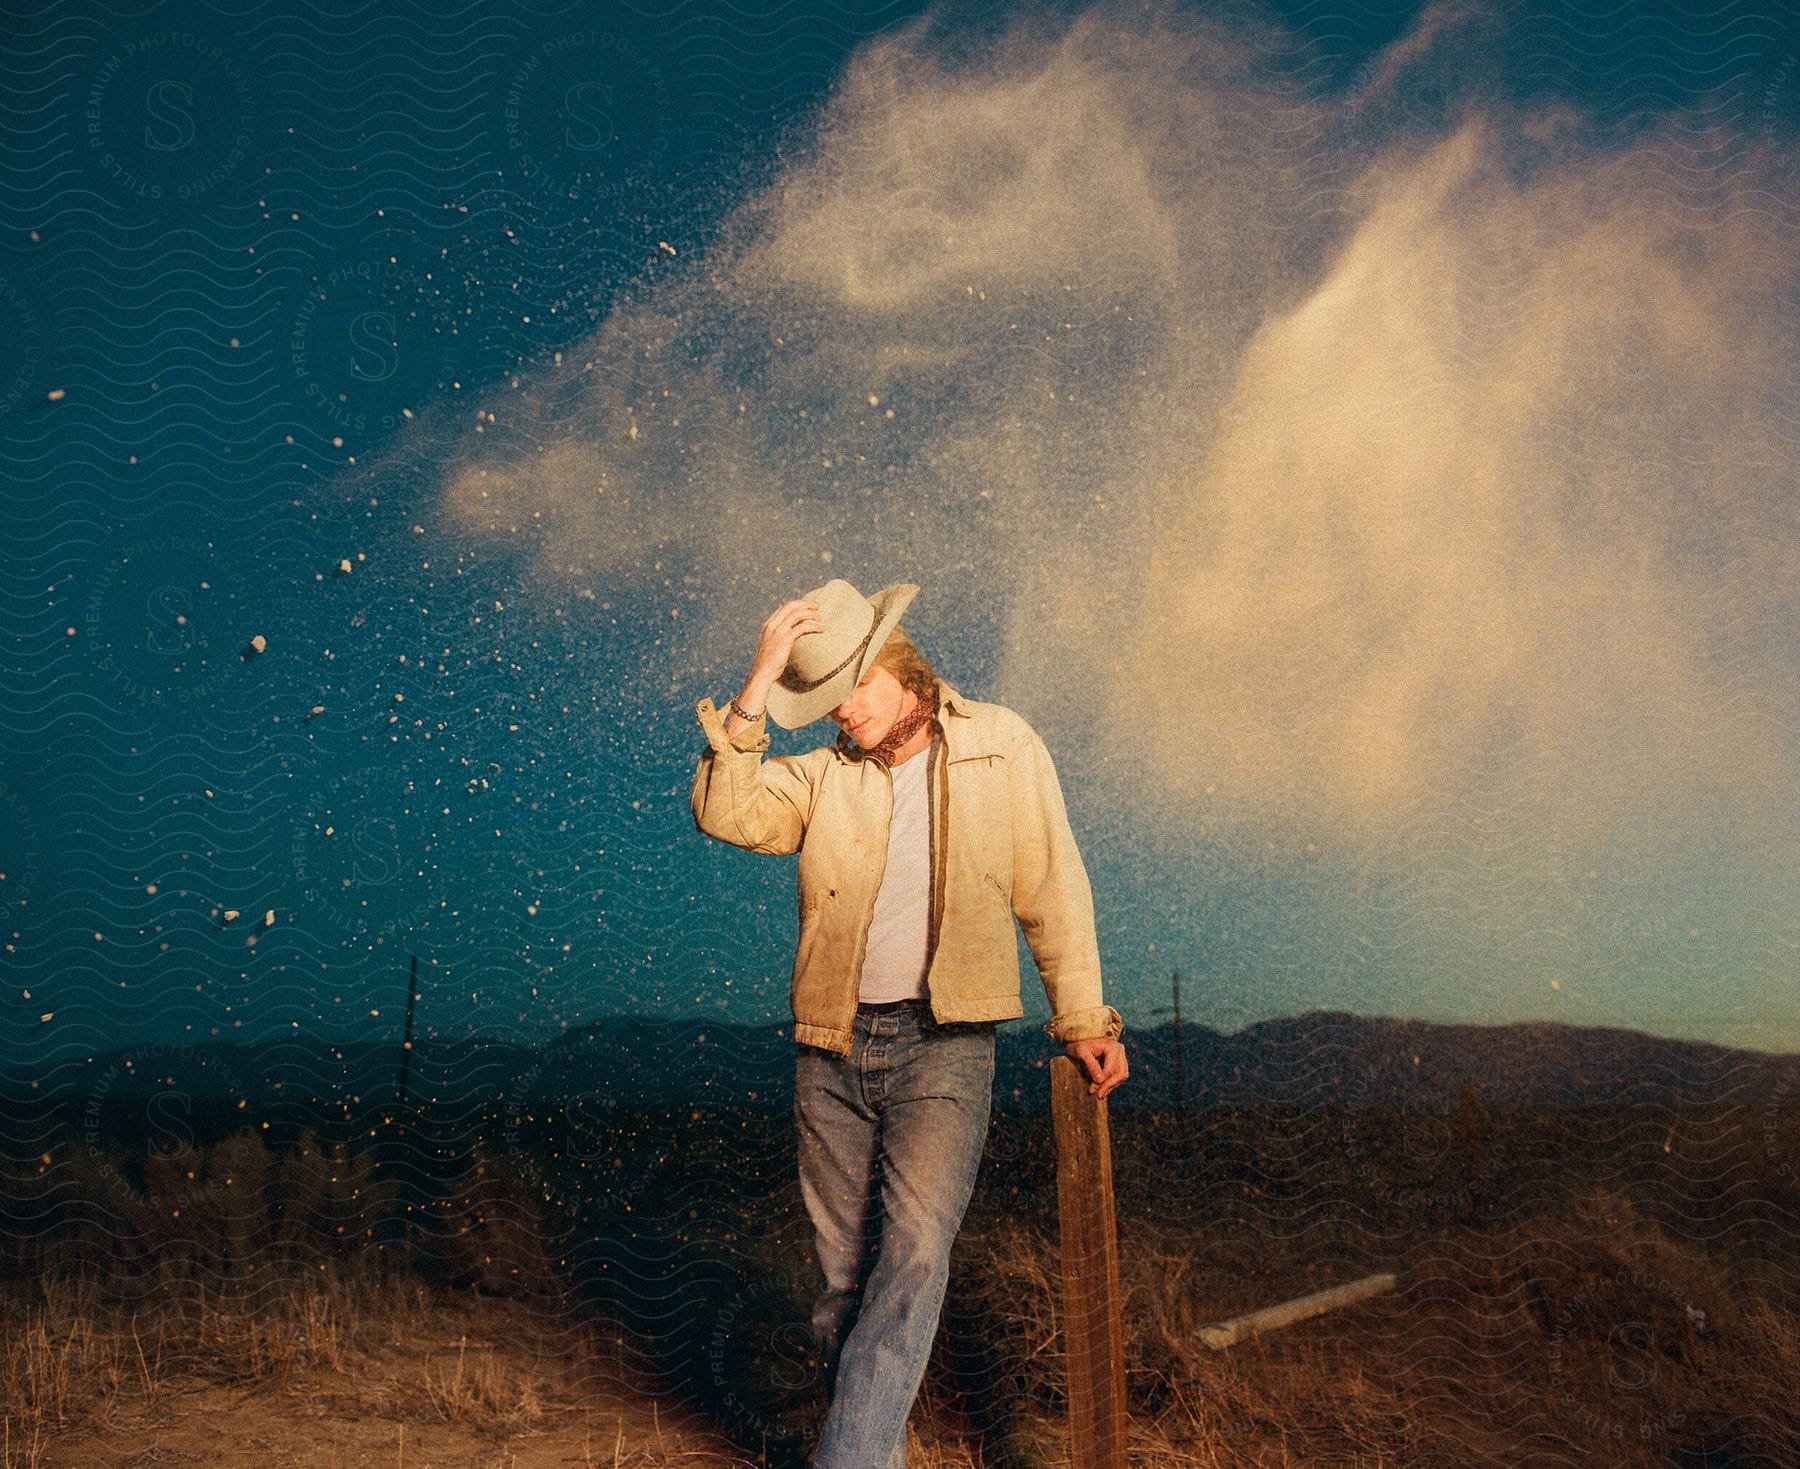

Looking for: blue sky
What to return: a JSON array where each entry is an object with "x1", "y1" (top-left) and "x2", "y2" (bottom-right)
[{"x1": 2, "y1": 0, "x2": 1795, "y2": 1072}]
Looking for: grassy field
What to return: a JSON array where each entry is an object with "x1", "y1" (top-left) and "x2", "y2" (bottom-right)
[{"x1": 4, "y1": 1095, "x2": 1799, "y2": 1467}]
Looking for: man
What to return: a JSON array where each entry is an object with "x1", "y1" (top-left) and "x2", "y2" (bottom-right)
[{"x1": 690, "y1": 578, "x2": 1127, "y2": 1468}]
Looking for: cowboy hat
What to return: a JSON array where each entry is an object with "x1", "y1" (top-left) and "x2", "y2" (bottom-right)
[{"x1": 763, "y1": 578, "x2": 919, "y2": 729}]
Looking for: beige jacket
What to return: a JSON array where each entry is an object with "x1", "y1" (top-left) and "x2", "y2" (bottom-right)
[{"x1": 690, "y1": 682, "x2": 1124, "y2": 1056}]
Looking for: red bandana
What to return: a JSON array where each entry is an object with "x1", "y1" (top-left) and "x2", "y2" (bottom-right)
[{"x1": 838, "y1": 688, "x2": 939, "y2": 765}]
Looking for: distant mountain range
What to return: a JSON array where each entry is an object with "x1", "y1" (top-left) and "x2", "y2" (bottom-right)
[{"x1": 7, "y1": 1012, "x2": 1796, "y2": 1116}]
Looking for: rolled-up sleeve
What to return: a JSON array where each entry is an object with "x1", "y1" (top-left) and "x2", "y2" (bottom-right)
[
  {"x1": 1006, "y1": 725, "x2": 1124, "y2": 1044},
  {"x1": 690, "y1": 697, "x2": 818, "y2": 855}
]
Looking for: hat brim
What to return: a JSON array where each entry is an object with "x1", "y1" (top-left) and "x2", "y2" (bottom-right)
[{"x1": 763, "y1": 582, "x2": 919, "y2": 730}]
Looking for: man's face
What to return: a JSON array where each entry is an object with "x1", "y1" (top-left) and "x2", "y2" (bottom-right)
[{"x1": 829, "y1": 664, "x2": 910, "y2": 748}]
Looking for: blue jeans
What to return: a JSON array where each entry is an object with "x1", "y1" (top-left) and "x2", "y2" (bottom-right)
[{"x1": 795, "y1": 1000, "x2": 996, "y2": 1469}]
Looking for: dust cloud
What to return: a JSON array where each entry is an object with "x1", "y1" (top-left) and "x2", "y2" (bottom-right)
[
  {"x1": 425, "y1": 0, "x2": 1797, "y2": 1039},
  {"x1": 1096, "y1": 118, "x2": 1794, "y2": 838}
]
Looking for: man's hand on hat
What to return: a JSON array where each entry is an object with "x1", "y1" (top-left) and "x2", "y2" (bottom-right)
[
  {"x1": 728, "y1": 599, "x2": 823, "y2": 727},
  {"x1": 748, "y1": 598, "x2": 825, "y2": 689},
  {"x1": 1066, "y1": 1036, "x2": 1129, "y2": 1100}
]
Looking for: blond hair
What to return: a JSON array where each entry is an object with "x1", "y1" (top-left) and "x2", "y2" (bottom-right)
[{"x1": 873, "y1": 626, "x2": 940, "y2": 707}]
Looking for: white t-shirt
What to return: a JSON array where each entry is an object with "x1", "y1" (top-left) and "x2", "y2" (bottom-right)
[{"x1": 857, "y1": 749, "x2": 931, "y2": 1002}]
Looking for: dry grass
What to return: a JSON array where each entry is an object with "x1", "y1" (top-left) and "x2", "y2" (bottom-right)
[
  {"x1": 918, "y1": 1181, "x2": 1800, "y2": 1468},
  {"x1": 421, "y1": 1332, "x2": 545, "y2": 1432},
  {"x1": 0, "y1": 1262, "x2": 754, "y2": 1468},
  {"x1": 0, "y1": 1125, "x2": 757, "y2": 1466},
  {"x1": 8, "y1": 1101, "x2": 1800, "y2": 1466},
  {"x1": 2, "y1": 1262, "x2": 421, "y2": 1441}
]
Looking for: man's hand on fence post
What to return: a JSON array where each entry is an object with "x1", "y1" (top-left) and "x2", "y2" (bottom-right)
[{"x1": 1065, "y1": 1037, "x2": 1128, "y2": 1099}]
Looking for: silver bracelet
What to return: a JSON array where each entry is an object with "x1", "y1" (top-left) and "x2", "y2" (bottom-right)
[{"x1": 728, "y1": 697, "x2": 763, "y2": 722}]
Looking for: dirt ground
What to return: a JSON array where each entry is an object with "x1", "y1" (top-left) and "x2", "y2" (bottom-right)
[{"x1": 35, "y1": 1390, "x2": 734, "y2": 1469}]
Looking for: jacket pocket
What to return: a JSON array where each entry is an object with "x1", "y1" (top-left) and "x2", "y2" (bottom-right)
[
  {"x1": 795, "y1": 886, "x2": 839, "y2": 970},
  {"x1": 950, "y1": 752, "x2": 1013, "y2": 880},
  {"x1": 794, "y1": 902, "x2": 823, "y2": 982}
]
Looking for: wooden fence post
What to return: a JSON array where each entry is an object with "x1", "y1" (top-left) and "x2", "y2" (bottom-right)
[{"x1": 1051, "y1": 1056, "x2": 1127, "y2": 1469}]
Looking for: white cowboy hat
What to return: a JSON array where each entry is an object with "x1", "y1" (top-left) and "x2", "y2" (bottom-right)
[{"x1": 763, "y1": 578, "x2": 919, "y2": 729}]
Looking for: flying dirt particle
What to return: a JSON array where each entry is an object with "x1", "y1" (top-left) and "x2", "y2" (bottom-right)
[
  {"x1": 263, "y1": 910, "x2": 275, "y2": 927},
  {"x1": 245, "y1": 634, "x2": 266, "y2": 656},
  {"x1": 46, "y1": 389, "x2": 66, "y2": 402},
  {"x1": 222, "y1": 909, "x2": 240, "y2": 923},
  {"x1": 338, "y1": 558, "x2": 353, "y2": 574}
]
